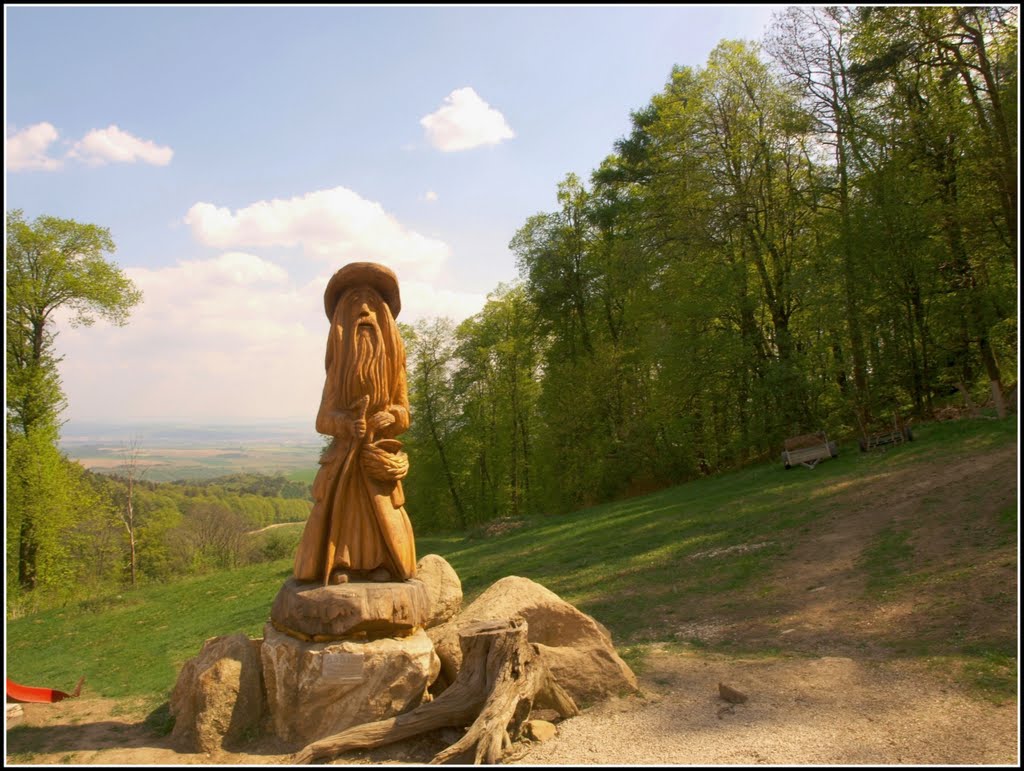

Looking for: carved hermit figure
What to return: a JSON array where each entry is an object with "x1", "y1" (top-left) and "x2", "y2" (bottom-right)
[{"x1": 293, "y1": 262, "x2": 416, "y2": 585}]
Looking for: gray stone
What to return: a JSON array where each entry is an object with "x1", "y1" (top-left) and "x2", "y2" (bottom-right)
[
  {"x1": 169, "y1": 632, "x2": 264, "y2": 753},
  {"x1": 261, "y1": 622, "x2": 440, "y2": 746},
  {"x1": 415, "y1": 554, "x2": 463, "y2": 628},
  {"x1": 269, "y1": 576, "x2": 431, "y2": 639}
]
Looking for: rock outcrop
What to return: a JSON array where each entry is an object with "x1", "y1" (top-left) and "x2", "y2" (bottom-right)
[
  {"x1": 427, "y1": 575, "x2": 637, "y2": 704},
  {"x1": 415, "y1": 554, "x2": 463, "y2": 628},
  {"x1": 169, "y1": 632, "x2": 264, "y2": 753}
]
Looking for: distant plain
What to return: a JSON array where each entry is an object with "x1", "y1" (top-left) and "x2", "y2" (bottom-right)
[{"x1": 59, "y1": 420, "x2": 322, "y2": 482}]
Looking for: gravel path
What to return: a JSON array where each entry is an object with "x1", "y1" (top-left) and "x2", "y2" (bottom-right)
[{"x1": 515, "y1": 648, "x2": 1018, "y2": 766}]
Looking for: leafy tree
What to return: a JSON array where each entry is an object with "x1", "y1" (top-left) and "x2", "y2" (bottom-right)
[
  {"x1": 182, "y1": 502, "x2": 252, "y2": 571},
  {"x1": 404, "y1": 318, "x2": 468, "y2": 529},
  {"x1": 6, "y1": 209, "x2": 142, "y2": 590},
  {"x1": 768, "y1": 6, "x2": 872, "y2": 424},
  {"x1": 454, "y1": 284, "x2": 542, "y2": 520},
  {"x1": 849, "y1": 6, "x2": 1016, "y2": 417}
]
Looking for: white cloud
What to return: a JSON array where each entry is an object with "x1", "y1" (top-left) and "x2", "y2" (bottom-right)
[
  {"x1": 68, "y1": 124, "x2": 173, "y2": 166},
  {"x1": 6, "y1": 122, "x2": 63, "y2": 171},
  {"x1": 53, "y1": 252, "x2": 326, "y2": 422},
  {"x1": 399, "y1": 280, "x2": 487, "y2": 323},
  {"x1": 423, "y1": 190, "x2": 438, "y2": 202},
  {"x1": 51, "y1": 252, "x2": 486, "y2": 422},
  {"x1": 184, "y1": 187, "x2": 452, "y2": 280},
  {"x1": 420, "y1": 87, "x2": 515, "y2": 152}
]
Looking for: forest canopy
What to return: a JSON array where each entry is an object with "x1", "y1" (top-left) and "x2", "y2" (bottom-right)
[{"x1": 400, "y1": 7, "x2": 1018, "y2": 531}]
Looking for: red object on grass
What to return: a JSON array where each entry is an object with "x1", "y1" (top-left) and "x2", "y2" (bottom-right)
[{"x1": 6, "y1": 676, "x2": 84, "y2": 703}]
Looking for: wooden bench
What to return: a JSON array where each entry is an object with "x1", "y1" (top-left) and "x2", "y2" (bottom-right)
[
  {"x1": 781, "y1": 431, "x2": 838, "y2": 470},
  {"x1": 858, "y1": 414, "x2": 913, "y2": 452}
]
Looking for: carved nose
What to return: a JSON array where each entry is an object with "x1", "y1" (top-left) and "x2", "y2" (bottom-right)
[{"x1": 359, "y1": 303, "x2": 371, "y2": 318}]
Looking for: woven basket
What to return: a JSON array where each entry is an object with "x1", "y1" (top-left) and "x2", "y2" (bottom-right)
[{"x1": 361, "y1": 439, "x2": 409, "y2": 482}]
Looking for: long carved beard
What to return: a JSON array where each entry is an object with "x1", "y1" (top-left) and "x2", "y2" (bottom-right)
[{"x1": 341, "y1": 326, "x2": 388, "y2": 412}]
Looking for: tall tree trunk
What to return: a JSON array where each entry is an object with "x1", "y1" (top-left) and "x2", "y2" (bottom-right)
[
  {"x1": 424, "y1": 401, "x2": 466, "y2": 529},
  {"x1": 836, "y1": 123, "x2": 870, "y2": 426},
  {"x1": 937, "y1": 155, "x2": 1006, "y2": 418},
  {"x1": 18, "y1": 518, "x2": 37, "y2": 590}
]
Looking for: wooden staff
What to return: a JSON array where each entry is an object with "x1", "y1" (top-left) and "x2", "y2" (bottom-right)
[{"x1": 322, "y1": 394, "x2": 370, "y2": 586}]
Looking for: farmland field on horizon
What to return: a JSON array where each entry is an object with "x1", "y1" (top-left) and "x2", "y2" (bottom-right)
[{"x1": 59, "y1": 419, "x2": 322, "y2": 482}]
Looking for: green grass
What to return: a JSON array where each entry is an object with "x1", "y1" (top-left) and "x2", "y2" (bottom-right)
[
  {"x1": 960, "y1": 645, "x2": 1018, "y2": 702},
  {"x1": 6, "y1": 560, "x2": 298, "y2": 707},
  {"x1": 7, "y1": 415, "x2": 1016, "y2": 706},
  {"x1": 419, "y1": 417, "x2": 1015, "y2": 634},
  {"x1": 996, "y1": 504, "x2": 1017, "y2": 545},
  {"x1": 860, "y1": 526, "x2": 915, "y2": 599}
]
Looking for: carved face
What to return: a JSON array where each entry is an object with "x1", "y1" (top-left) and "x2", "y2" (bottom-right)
[
  {"x1": 341, "y1": 286, "x2": 384, "y2": 347},
  {"x1": 335, "y1": 286, "x2": 390, "y2": 410}
]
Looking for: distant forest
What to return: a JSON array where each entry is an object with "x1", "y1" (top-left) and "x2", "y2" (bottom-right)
[
  {"x1": 9, "y1": 470, "x2": 310, "y2": 614},
  {"x1": 399, "y1": 7, "x2": 1017, "y2": 532}
]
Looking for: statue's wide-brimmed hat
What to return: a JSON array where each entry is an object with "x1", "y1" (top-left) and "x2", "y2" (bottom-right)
[{"x1": 323, "y1": 262, "x2": 401, "y2": 320}]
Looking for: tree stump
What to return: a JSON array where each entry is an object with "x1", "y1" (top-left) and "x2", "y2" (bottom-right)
[{"x1": 291, "y1": 617, "x2": 578, "y2": 764}]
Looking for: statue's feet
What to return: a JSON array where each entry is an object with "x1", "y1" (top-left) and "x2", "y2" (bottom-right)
[
  {"x1": 329, "y1": 568, "x2": 352, "y2": 585},
  {"x1": 368, "y1": 567, "x2": 391, "y2": 583}
]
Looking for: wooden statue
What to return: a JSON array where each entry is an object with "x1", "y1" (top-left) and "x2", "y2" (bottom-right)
[{"x1": 293, "y1": 262, "x2": 416, "y2": 585}]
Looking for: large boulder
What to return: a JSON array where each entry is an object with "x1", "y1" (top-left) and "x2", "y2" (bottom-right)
[
  {"x1": 170, "y1": 632, "x2": 264, "y2": 753},
  {"x1": 261, "y1": 623, "x2": 440, "y2": 746},
  {"x1": 415, "y1": 554, "x2": 463, "y2": 628},
  {"x1": 427, "y1": 576, "x2": 637, "y2": 705}
]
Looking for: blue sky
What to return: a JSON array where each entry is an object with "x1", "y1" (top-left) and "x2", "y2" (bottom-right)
[{"x1": 6, "y1": 4, "x2": 782, "y2": 424}]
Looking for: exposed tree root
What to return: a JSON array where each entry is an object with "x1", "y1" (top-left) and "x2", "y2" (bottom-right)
[{"x1": 291, "y1": 618, "x2": 578, "y2": 764}]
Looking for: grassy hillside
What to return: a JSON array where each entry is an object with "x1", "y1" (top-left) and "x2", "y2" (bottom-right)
[{"x1": 7, "y1": 416, "x2": 1016, "y2": 707}]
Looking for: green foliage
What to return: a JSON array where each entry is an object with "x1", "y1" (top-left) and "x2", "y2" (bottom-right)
[
  {"x1": 184, "y1": 471, "x2": 312, "y2": 500},
  {"x1": 6, "y1": 433, "x2": 76, "y2": 593},
  {"x1": 403, "y1": 287, "x2": 544, "y2": 530},
  {"x1": 254, "y1": 524, "x2": 303, "y2": 561},
  {"x1": 7, "y1": 467, "x2": 313, "y2": 616}
]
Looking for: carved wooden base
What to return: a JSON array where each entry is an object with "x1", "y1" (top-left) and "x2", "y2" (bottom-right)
[
  {"x1": 291, "y1": 618, "x2": 578, "y2": 765},
  {"x1": 270, "y1": 576, "x2": 431, "y2": 640}
]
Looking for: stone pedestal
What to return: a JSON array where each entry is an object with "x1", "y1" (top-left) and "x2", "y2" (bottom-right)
[{"x1": 261, "y1": 622, "x2": 440, "y2": 746}]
